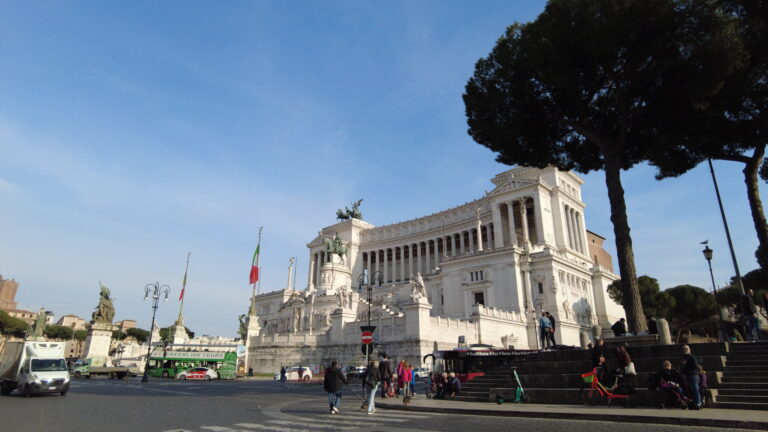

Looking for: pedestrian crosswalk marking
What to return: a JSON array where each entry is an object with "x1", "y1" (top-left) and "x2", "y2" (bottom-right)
[
  {"x1": 264, "y1": 420, "x2": 358, "y2": 430},
  {"x1": 234, "y1": 423, "x2": 310, "y2": 432}
]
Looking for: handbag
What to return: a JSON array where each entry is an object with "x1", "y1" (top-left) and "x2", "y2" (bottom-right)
[{"x1": 624, "y1": 362, "x2": 637, "y2": 376}]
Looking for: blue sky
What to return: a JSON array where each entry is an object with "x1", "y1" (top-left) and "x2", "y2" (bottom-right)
[{"x1": 1, "y1": 1, "x2": 763, "y2": 337}]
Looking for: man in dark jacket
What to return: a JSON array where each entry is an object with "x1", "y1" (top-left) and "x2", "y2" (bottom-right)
[
  {"x1": 546, "y1": 312, "x2": 556, "y2": 346},
  {"x1": 362, "y1": 361, "x2": 381, "y2": 414},
  {"x1": 323, "y1": 361, "x2": 348, "y2": 414},
  {"x1": 378, "y1": 356, "x2": 392, "y2": 399},
  {"x1": 611, "y1": 318, "x2": 627, "y2": 337},
  {"x1": 743, "y1": 289, "x2": 759, "y2": 341},
  {"x1": 681, "y1": 345, "x2": 702, "y2": 409}
]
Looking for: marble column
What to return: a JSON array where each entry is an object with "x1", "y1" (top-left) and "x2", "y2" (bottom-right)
[
  {"x1": 459, "y1": 231, "x2": 465, "y2": 255},
  {"x1": 408, "y1": 244, "x2": 414, "y2": 278},
  {"x1": 400, "y1": 246, "x2": 405, "y2": 282},
  {"x1": 435, "y1": 239, "x2": 441, "y2": 266},
  {"x1": 307, "y1": 252, "x2": 315, "y2": 290},
  {"x1": 416, "y1": 242, "x2": 422, "y2": 275},
  {"x1": 519, "y1": 198, "x2": 530, "y2": 246},
  {"x1": 425, "y1": 241, "x2": 431, "y2": 273},
  {"x1": 575, "y1": 212, "x2": 585, "y2": 253},
  {"x1": 451, "y1": 234, "x2": 457, "y2": 257},
  {"x1": 476, "y1": 220, "x2": 484, "y2": 252},
  {"x1": 492, "y1": 205, "x2": 504, "y2": 249},
  {"x1": 506, "y1": 202, "x2": 517, "y2": 246}
]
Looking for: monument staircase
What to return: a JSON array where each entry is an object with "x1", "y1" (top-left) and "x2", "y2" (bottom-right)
[
  {"x1": 714, "y1": 341, "x2": 768, "y2": 410},
  {"x1": 452, "y1": 342, "x2": 767, "y2": 409},
  {"x1": 357, "y1": 297, "x2": 404, "y2": 318}
]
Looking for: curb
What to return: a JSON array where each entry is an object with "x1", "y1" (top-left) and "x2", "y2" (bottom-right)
[{"x1": 378, "y1": 402, "x2": 768, "y2": 431}]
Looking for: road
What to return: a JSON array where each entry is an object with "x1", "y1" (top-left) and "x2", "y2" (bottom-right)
[{"x1": 0, "y1": 377, "x2": 753, "y2": 432}]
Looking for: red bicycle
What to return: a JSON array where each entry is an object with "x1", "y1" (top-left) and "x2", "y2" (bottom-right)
[{"x1": 580, "y1": 368, "x2": 635, "y2": 407}]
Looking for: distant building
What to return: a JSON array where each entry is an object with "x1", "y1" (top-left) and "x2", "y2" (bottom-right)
[
  {"x1": 0, "y1": 275, "x2": 19, "y2": 311},
  {"x1": 56, "y1": 314, "x2": 89, "y2": 331},
  {"x1": 587, "y1": 231, "x2": 614, "y2": 273},
  {"x1": 7, "y1": 309, "x2": 36, "y2": 325},
  {"x1": 115, "y1": 319, "x2": 137, "y2": 332},
  {"x1": 45, "y1": 311, "x2": 55, "y2": 325}
]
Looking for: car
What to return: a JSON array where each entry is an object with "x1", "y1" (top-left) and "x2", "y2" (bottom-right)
[
  {"x1": 345, "y1": 365, "x2": 366, "y2": 379},
  {"x1": 273, "y1": 366, "x2": 313, "y2": 381},
  {"x1": 176, "y1": 367, "x2": 218, "y2": 381},
  {"x1": 413, "y1": 367, "x2": 430, "y2": 381}
]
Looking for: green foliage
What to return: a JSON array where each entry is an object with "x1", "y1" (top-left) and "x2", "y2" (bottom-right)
[
  {"x1": 0, "y1": 310, "x2": 29, "y2": 337},
  {"x1": 463, "y1": 0, "x2": 741, "y2": 333},
  {"x1": 159, "y1": 326, "x2": 195, "y2": 342},
  {"x1": 126, "y1": 328, "x2": 149, "y2": 344},
  {"x1": 607, "y1": 276, "x2": 675, "y2": 318},
  {"x1": 665, "y1": 285, "x2": 717, "y2": 330},
  {"x1": 73, "y1": 330, "x2": 88, "y2": 342},
  {"x1": 715, "y1": 285, "x2": 743, "y2": 316},
  {"x1": 111, "y1": 330, "x2": 128, "y2": 340},
  {"x1": 44, "y1": 325, "x2": 74, "y2": 340}
]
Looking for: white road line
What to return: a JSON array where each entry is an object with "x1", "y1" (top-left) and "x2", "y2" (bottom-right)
[
  {"x1": 266, "y1": 420, "x2": 357, "y2": 430},
  {"x1": 234, "y1": 423, "x2": 310, "y2": 432},
  {"x1": 200, "y1": 427, "x2": 251, "y2": 432},
  {"x1": 161, "y1": 429, "x2": 193, "y2": 432},
  {"x1": 125, "y1": 385, "x2": 197, "y2": 396},
  {"x1": 270, "y1": 417, "x2": 381, "y2": 427}
]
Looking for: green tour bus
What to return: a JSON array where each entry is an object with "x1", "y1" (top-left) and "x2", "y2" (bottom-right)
[{"x1": 147, "y1": 345, "x2": 238, "y2": 379}]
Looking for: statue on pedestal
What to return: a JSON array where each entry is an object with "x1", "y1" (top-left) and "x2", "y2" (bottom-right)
[
  {"x1": 91, "y1": 283, "x2": 115, "y2": 324},
  {"x1": 32, "y1": 308, "x2": 47, "y2": 338},
  {"x1": 410, "y1": 273, "x2": 428, "y2": 302},
  {"x1": 336, "y1": 199, "x2": 363, "y2": 220},
  {"x1": 321, "y1": 232, "x2": 348, "y2": 265}
]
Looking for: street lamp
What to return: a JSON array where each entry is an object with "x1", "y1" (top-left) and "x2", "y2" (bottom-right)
[
  {"x1": 702, "y1": 245, "x2": 725, "y2": 341},
  {"x1": 357, "y1": 269, "x2": 383, "y2": 364},
  {"x1": 141, "y1": 282, "x2": 170, "y2": 383}
]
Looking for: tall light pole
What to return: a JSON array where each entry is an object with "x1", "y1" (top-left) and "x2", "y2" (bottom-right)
[
  {"x1": 357, "y1": 269, "x2": 383, "y2": 365},
  {"x1": 707, "y1": 159, "x2": 745, "y2": 295},
  {"x1": 141, "y1": 282, "x2": 170, "y2": 383},
  {"x1": 702, "y1": 244, "x2": 725, "y2": 341}
]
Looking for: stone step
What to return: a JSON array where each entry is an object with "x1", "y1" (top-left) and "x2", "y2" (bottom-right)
[
  {"x1": 717, "y1": 388, "x2": 768, "y2": 396},
  {"x1": 715, "y1": 394, "x2": 768, "y2": 403},
  {"x1": 713, "y1": 401, "x2": 768, "y2": 410},
  {"x1": 725, "y1": 357, "x2": 768, "y2": 365},
  {"x1": 719, "y1": 381, "x2": 768, "y2": 389},
  {"x1": 721, "y1": 371, "x2": 768, "y2": 378},
  {"x1": 723, "y1": 365, "x2": 768, "y2": 371}
]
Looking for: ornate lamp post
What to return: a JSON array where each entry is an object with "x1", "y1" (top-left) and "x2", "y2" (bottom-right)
[
  {"x1": 357, "y1": 269, "x2": 383, "y2": 364},
  {"x1": 141, "y1": 282, "x2": 170, "y2": 383},
  {"x1": 702, "y1": 245, "x2": 725, "y2": 341}
]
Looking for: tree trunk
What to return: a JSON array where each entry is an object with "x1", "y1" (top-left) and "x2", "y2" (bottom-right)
[
  {"x1": 603, "y1": 153, "x2": 647, "y2": 334},
  {"x1": 742, "y1": 144, "x2": 768, "y2": 270}
]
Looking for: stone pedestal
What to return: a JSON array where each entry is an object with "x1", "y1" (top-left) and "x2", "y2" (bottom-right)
[
  {"x1": 329, "y1": 308, "x2": 356, "y2": 344},
  {"x1": 657, "y1": 318, "x2": 672, "y2": 345},
  {"x1": 403, "y1": 297, "x2": 432, "y2": 340},
  {"x1": 317, "y1": 255, "x2": 352, "y2": 296},
  {"x1": 171, "y1": 324, "x2": 189, "y2": 345},
  {"x1": 83, "y1": 322, "x2": 113, "y2": 359}
]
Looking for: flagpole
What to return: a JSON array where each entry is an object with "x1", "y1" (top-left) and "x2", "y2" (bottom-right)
[
  {"x1": 249, "y1": 227, "x2": 263, "y2": 316},
  {"x1": 176, "y1": 252, "x2": 191, "y2": 326}
]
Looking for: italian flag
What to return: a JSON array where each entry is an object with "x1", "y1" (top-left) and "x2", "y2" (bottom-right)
[
  {"x1": 179, "y1": 269, "x2": 188, "y2": 301},
  {"x1": 249, "y1": 244, "x2": 260, "y2": 284}
]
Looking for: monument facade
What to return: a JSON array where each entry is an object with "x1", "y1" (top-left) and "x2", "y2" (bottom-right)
[{"x1": 245, "y1": 167, "x2": 624, "y2": 372}]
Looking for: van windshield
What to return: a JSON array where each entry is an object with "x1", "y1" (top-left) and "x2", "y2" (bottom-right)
[{"x1": 31, "y1": 359, "x2": 68, "y2": 372}]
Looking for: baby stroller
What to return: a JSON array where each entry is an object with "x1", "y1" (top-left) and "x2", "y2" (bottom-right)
[{"x1": 660, "y1": 379, "x2": 691, "y2": 409}]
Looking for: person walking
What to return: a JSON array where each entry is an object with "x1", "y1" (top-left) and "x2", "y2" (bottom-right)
[
  {"x1": 681, "y1": 345, "x2": 702, "y2": 409},
  {"x1": 539, "y1": 312, "x2": 553, "y2": 349},
  {"x1": 400, "y1": 361, "x2": 413, "y2": 401},
  {"x1": 297, "y1": 364, "x2": 304, "y2": 381},
  {"x1": 613, "y1": 344, "x2": 632, "y2": 389},
  {"x1": 363, "y1": 360, "x2": 381, "y2": 414},
  {"x1": 379, "y1": 356, "x2": 392, "y2": 399},
  {"x1": 323, "y1": 361, "x2": 348, "y2": 415},
  {"x1": 546, "y1": 312, "x2": 557, "y2": 347},
  {"x1": 280, "y1": 366, "x2": 287, "y2": 384},
  {"x1": 742, "y1": 289, "x2": 759, "y2": 341},
  {"x1": 395, "y1": 360, "x2": 405, "y2": 396}
]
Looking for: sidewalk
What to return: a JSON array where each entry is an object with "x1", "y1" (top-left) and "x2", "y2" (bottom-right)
[{"x1": 377, "y1": 397, "x2": 768, "y2": 430}]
